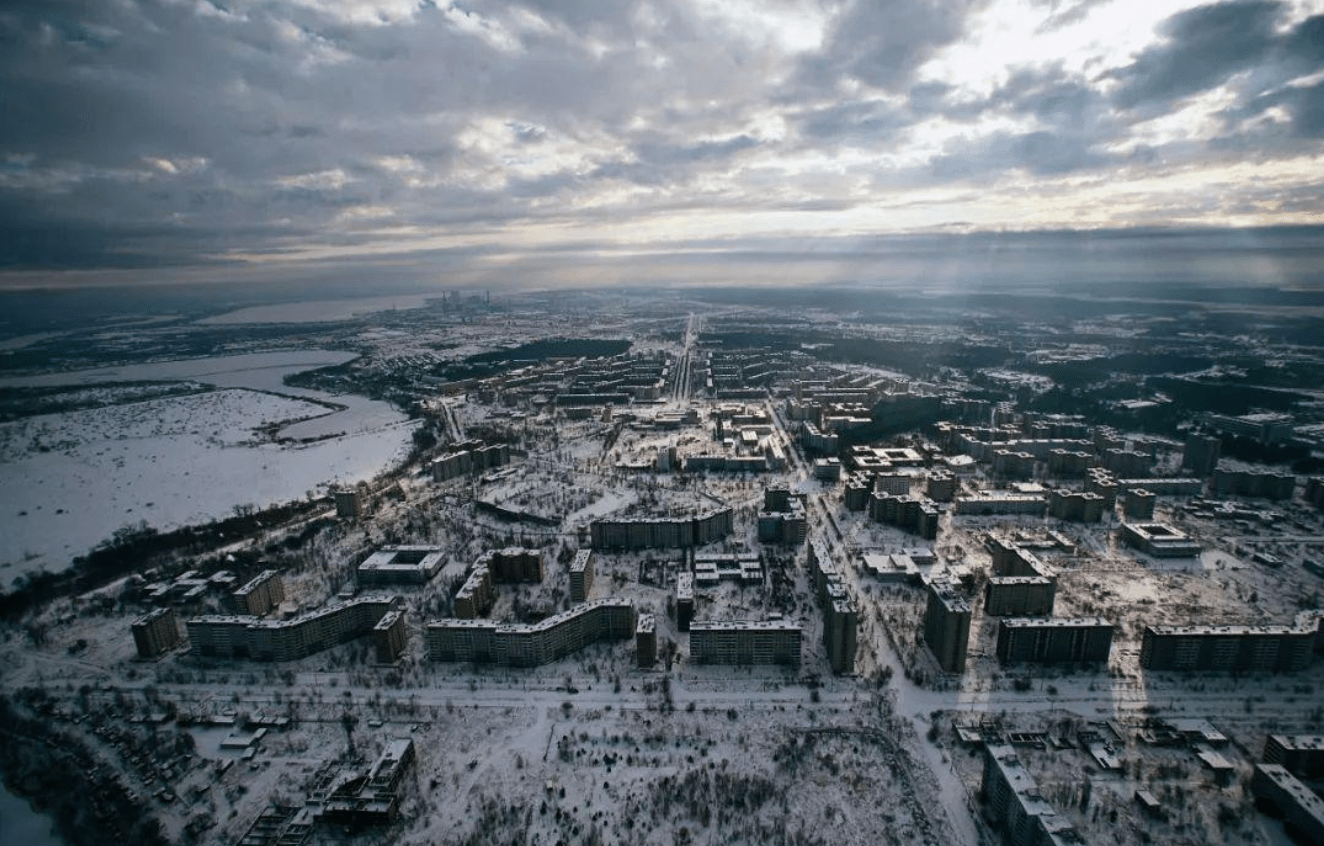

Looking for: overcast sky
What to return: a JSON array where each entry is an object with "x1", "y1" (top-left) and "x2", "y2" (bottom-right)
[{"x1": 1, "y1": 0, "x2": 1322, "y2": 287}]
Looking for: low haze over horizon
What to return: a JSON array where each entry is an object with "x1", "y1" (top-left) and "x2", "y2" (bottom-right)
[{"x1": 2, "y1": 0, "x2": 1324, "y2": 289}]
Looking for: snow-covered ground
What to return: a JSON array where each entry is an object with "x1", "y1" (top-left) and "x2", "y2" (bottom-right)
[{"x1": 0, "y1": 351, "x2": 415, "y2": 586}]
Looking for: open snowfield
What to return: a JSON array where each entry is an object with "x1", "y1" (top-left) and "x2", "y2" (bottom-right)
[{"x1": 0, "y1": 351, "x2": 416, "y2": 586}]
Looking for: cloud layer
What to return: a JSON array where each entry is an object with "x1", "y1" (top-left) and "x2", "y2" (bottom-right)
[{"x1": 1, "y1": 0, "x2": 1322, "y2": 280}]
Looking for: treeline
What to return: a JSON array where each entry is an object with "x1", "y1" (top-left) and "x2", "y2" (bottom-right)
[
  {"x1": 466, "y1": 338, "x2": 631, "y2": 365},
  {"x1": 0, "y1": 497, "x2": 329, "y2": 621}
]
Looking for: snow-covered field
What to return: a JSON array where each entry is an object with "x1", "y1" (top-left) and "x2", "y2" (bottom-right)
[{"x1": 0, "y1": 352, "x2": 415, "y2": 587}]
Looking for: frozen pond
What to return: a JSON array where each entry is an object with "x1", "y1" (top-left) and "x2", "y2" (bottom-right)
[
  {"x1": 0, "y1": 781, "x2": 62, "y2": 846},
  {"x1": 0, "y1": 352, "x2": 416, "y2": 587}
]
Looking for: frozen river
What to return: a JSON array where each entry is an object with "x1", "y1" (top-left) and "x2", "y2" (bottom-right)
[{"x1": 0, "y1": 351, "x2": 417, "y2": 588}]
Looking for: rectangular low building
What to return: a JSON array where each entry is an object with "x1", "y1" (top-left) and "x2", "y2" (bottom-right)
[{"x1": 356, "y1": 546, "x2": 446, "y2": 587}]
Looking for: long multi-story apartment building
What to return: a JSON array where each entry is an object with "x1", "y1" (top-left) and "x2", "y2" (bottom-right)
[
  {"x1": 589, "y1": 507, "x2": 733, "y2": 550},
  {"x1": 425, "y1": 600, "x2": 636, "y2": 667},
  {"x1": 1140, "y1": 612, "x2": 1324, "y2": 672},
  {"x1": 995, "y1": 617, "x2": 1114, "y2": 664},
  {"x1": 688, "y1": 621, "x2": 802, "y2": 667},
  {"x1": 188, "y1": 595, "x2": 401, "y2": 662},
  {"x1": 981, "y1": 744, "x2": 1083, "y2": 846},
  {"x1": 1251, "y1": 764, "x2": 1324, "y2": 846},
  {"x1": 806, "y1": 537, "x2": 857, "y2": 674}
]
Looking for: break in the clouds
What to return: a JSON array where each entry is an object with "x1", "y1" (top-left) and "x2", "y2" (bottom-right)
[{"x1": 1, "y1": 0, "x2": 1322, "y2": 280}]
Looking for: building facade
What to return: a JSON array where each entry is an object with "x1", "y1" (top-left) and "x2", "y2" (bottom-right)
[{"x1": 688, "y1": 621, "x2": 802, "y2": 667}]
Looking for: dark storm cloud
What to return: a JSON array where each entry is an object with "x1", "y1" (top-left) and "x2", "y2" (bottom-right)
[
  {"x1": 1, "y1": 0, "x2": 1323, "y2": 276},
  {"x1": 797, "y1": 0, "x2": 979, "y2": 93},
  {"x1": 1111, "y1": 1, "x2": 1283, "y2": 112}
]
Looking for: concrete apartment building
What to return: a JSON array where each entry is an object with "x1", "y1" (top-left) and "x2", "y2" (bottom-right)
[
  {"x1": 1122, "y1": 488, "x2": 1157, "y2": 520},
  {"x1": 1140, "y1": 616, "x2": 1323, "y2": 672},
  {"x1": 981, "y1": 744, "x2": 1084, "y2": 846},
  {"x1": 1182, "y1": 433, "x2": 1221, "y2": 476},
  {"x1": 425, "y1": 600, "x2": 636, "y2": 667},
  {"x1": 1212, "y1": 468, "x2": 1297, "y2": 500},
  {"x1": 923, "y1": 578, "x2": 972, "y2": 674},
  {"x1": 676, "y1": 573, "x2": 694, "y2": 632},
  {"x1": 688, "y1": 620, "x2": 802, "y2": 667},
  {"x1": 868, "y1": 491, "x2": 941, "y2": 540},
  {"x1": 995, "y1": 617, "x2": 1115, "y2": 664},
  {"x1": 1250, "y1": 764, "x2": 1324, "y2": 846},
  {"x1": 372, "y1": 609, "x2": 408, "y2": 664},
  {"x1": 356, "y1": 546, "x2": 446, "y2": 587},
  {"x1": 953, "y1": 492, "x2": 1047, "y2": 517},
  {"x1": 1263, "y1": 735, "x2": 1324, "y2": 779},
  {"x1": 454, "y1": 547, "x2": 546, "y2": 619},
  {"x1": 569, "y1": 549, "x2": 594, "y2": 603},
  {"x1": 188, "y1": 595, "x2": 401, "y2": 662},
  {"x1": 636, "y1": 613, "x2": 657, "y2": 668},
  {"x1": 985, "y1": 576, "x2": 1057, "y2": 618},
  {"x1": 431, "y1": 441, "x2": 511, "y2": 482},
  {"x1": 226, "y1": 569, "x2": 284, "y2": 617},
  {"x1": 1046, "y1": 489, "x2": 1106, "y2": 523},
  {"x1": 334, "y1": 487, "x2": 365, "y2": 518},
  {"x1": 806, "y1": 537, "x2": 858, "y2": 674},
  {"x1": 131, "y1": 607, "x2": 181, "y2": 658},
  {"x1": 757, "y1": 488, "x2": 808, "y2": 545},
  {"x1": 589, "y1": 507, "x2": 733, "y2": 551}
]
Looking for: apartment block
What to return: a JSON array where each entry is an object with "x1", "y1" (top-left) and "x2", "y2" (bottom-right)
[
  {"x1": 188, "y1": 595, "x2": 401, "y2": 662},
  {"x1": 334, "y1": 487, "x2": 364, "y2": 518},
  {"x1": 636, "y1": 613, "x2": 657, "y2": 668},
  {"x1": 426, "y1": 600, "x2": 636, "y2": 667},
  {"x1": 985, "y1": 577, "x2": 1057, "y2": 617},
  {"x1": 676, "y1": 573, "x2": 695, "y2": 632},
  {"x1": 1250, "y1": 764, "x2": 1324, "y2": 846},
  {"x1": 1263, "y1": 735, "x2": 1324, "y2": 779},
  {"x1": 995, "y1": 617, "x2": 1114, "y2": 664},
  {"x1": 1123, "y1": 488, "x2": 1156, "y2": 520},
  {"x1": 982, "y1": 744, "x2": 1083, "y2": 846},
  {"x1": 1047, "y1": 490, "x2": 1106, "y2": 523},
  {"x1": 589, "y1": 507, "x2": 733, "y2": 550},
  {"x1": 131, "y1": 607, "x2": 181, "y2": 658},
  {"x1": 569, "y1": 549, "x2": 594, "y2": 603},
  {"x1": 923, "y1": 578, "x2": 971, "y2": 674},
  {"x1": 373, "y1": 609, "x2": 408, "y2": 664},
  {"x1": 227, "y1": 570, "x2": 284, "y2": 617},
  {"x1": 1182, "y1": 434, "x2": 1221, "y2": 476},
  {"x1": 1140, "y1": 620, "x2": 1319, "y2": 672},
  {"x1": 689, "y1": 621, "x2": 802, "y2": 667},
  {"x1": 1212, "y1": 468, "x2": 1297, "y2": 500}
]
